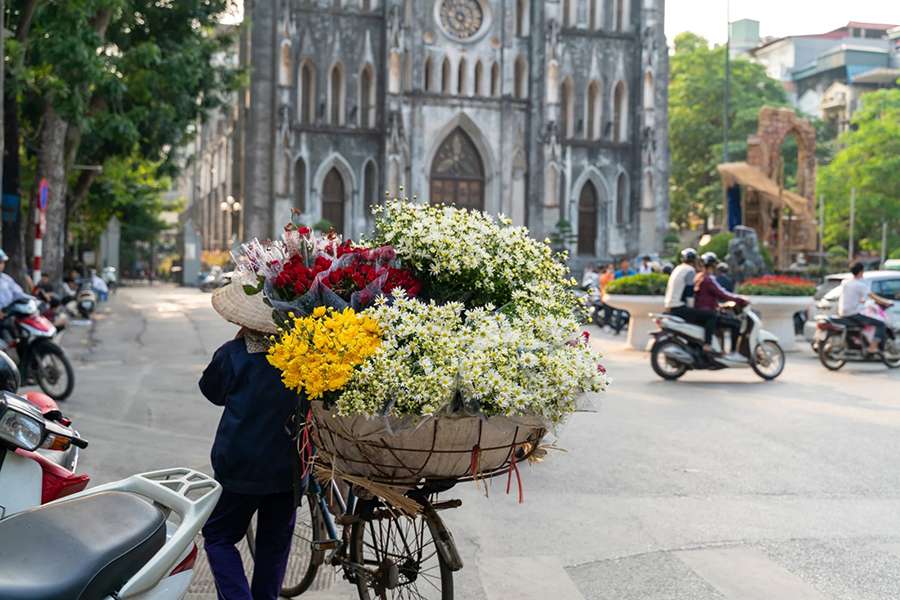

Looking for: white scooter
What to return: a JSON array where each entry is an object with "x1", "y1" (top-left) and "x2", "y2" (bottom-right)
[
  {"x1": 648, "y1": 302, "x2": 786, "y2": 381},
  {"x1": 0, "y1": 392, "x2": 221, "y2": 599}
]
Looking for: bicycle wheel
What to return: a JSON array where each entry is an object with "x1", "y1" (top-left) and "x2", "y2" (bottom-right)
[
  {"x1": 350, "y1": 498, "x2": 453, "y2": 600},
  {"x1": 246, "y1": 491, "x2": 327, "y2": 597}
]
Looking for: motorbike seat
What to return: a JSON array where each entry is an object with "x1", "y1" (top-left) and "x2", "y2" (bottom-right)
[{"x1": 0, "y1": 491, "x2": 166, "y2": 600}]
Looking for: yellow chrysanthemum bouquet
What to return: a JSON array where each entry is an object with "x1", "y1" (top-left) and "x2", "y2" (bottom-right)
[{"x1": 267, "y1": 306, "x2": 382, "y2": 401}]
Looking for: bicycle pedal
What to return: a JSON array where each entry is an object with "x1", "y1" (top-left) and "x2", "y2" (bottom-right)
[{"x1": 313, "y1": 539, "x2": 340, "y2": 551}]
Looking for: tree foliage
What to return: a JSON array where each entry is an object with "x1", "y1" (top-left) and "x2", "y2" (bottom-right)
[
  {"x1": 818, "y1": 89, "x2": 900, "y2": 256},
  {"x1": 3, "y1": 0, "x2": 240, "y2": 277},
  {"x1": 668, "y1": 32, "x2": 788, "y2": 228}
]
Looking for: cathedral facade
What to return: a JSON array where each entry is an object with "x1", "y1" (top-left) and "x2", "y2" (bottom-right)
[{"x1": 237, "y1": 0, "x2": 669, "y2": 263}]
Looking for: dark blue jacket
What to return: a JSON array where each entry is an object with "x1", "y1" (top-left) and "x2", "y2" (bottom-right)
[{"x1": 199, "y1": 338, "x2": 304, "y2": 495}]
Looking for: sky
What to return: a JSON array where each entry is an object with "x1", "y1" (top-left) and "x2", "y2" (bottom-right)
[{"x1": 665, "y1": 0, "x2": 900, "y2": 45}]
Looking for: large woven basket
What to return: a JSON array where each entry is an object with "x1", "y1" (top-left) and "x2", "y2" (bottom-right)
[{"x1": 309, "y1": 401, "x2": 548, "y2": 487}]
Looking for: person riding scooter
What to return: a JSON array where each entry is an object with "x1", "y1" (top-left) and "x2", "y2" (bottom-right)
[
  {"x1": 694, "y1": 252, "x2": 747, "y2": 358},
  {"x1": 838, "y1": 262, "x2": 894, "y2": 354},
  {"x1": 664, "y1": 248, "x2": 717, "y2": 351}
]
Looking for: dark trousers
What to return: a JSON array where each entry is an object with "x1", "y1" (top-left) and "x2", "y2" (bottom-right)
[
  {"x1": 717, "y1": 314, "x2": 742, "y2": 352},
  {"x1": 847, "y1": 314, "x2": 886, "y2": 348},
  {"x1": 202, "y1": 489, "x2": 296, "y2": 600},
  {"x1": 669, "y1": 306, "x2": 717, "y2": 345}
]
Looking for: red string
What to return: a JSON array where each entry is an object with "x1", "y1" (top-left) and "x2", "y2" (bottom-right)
[
  {"x1": 469, "y1": 445, "x2": 480, "y2": 479},
  {"x1": 506, "y1": 452, "x2": 524, "y2": 504}
]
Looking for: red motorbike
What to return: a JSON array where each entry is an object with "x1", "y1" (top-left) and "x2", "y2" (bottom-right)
[
  {"x1": 3, "y1": 297, "x2": 75, "y2": 401},
  {"x1": 0, "y1": 352, "x2": 88, "y2": 517}
]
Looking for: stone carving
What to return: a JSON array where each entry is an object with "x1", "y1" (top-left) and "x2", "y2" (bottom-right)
[
  {"x1": 278, "y1": 103, "x2": 293, "y2": 148},
  {"x1": 726, "y1": 225, "x2": 766, "y2": 283}
]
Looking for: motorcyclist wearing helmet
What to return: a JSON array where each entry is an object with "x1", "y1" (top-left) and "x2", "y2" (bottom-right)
[
  {"x1": 0, "y1": 250, "x2": 28, "y2": 309},
  {"x1": 695, "y1": 252, "x2": 747, "y2": 356},
  {"x1": 664, "y1": 248, "x2": 717, "y2": 350}
]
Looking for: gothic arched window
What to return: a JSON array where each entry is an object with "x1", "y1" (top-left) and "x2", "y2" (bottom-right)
[
  {"x1": 578, "y1": 181, "x2": 598, "y2": 255},
  {"x1": 322, "y1": 168, "x2": 346, "y2": 234},
  {"x1": 424, "y1": 56, "x2": 434, "y2": 92},
  {"x1": 299, "y1": 61, "x2": 316, "y2": 124},
  {"x1": 294, "y1": 159, "x2": 307, "y2": 212},
  {"x1": 490, "y1": 62, "x2": 500, "y2": 96},
  {"x1": 616, "y1": 172, "x2": 628, "y2": 224},
  {"x1": 474, "y1": 60, "x2": 484, "y2": 96},
  {"x1": 363, "y1": 161, "x2": 377, "y2": 211},
  {"x1": 586, "y1": 80, "x2": 601, "y2": 139},
  {"x1": 613, "y1": 80, "x2": 628, "y2": 142},
  {"x1": 441, "y1": 57, "x2": 451, "y2": 94},
  {"x1": 430, "y1": 128, "x2": 485, "y2": 211},
  {"x1": 562, "y1": 0, "x2": 572, "y2": 27},
  {"x1": 360, "y1": 64, "x2": 375, "y2": 127},
  {"x1": 516, "y1": 0, "x2": 528, "y2": 36},
  {"x1": 329, "y1": 63, "x2": 345, "y2": 125},
  {"x1": 458, "y1": 57, "x2": 467, "y2": 95},
  {"x1": 560, "y1": 77, "x2": 574, "y2": 139},
  {"x1": 514, "y1": 55, "x2": 528, "y2": 99}
]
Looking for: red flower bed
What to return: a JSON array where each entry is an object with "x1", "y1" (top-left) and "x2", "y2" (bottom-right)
[{"x1": 738, "y1": 275, "x2": 815, "y2": 296}]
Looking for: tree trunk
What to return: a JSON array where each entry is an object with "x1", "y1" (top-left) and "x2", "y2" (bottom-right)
[
  {"x1": 2, "y1": 85, "x2": 28, "y2": 283},
  {"x1": 37, "y1": 105, "x2": 69, "y2": 281}
]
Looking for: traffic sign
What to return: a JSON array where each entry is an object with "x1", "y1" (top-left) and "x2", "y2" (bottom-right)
[{"x1": 38, "y1": 178, "x2": 49, "y2": 212}]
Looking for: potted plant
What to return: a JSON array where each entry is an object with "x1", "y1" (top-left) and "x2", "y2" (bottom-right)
[
  {"x1": 738, "y1": 275, "x2": 815, "y2": 351},
  {"x1": 603, "y1": 273, "x2": 669, "y2": 350}
]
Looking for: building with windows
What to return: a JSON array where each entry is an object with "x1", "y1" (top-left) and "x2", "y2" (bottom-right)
[{"x1": 196, "y1": 0, "x2": 669, "y2": 266}]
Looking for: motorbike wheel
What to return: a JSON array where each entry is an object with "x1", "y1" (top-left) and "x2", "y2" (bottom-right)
[
  {"x1": 883, "y1": 337, "x2": 900, "y2": 369},
  {"x1": 650, "y1": 340, "x2": 689, "y2": 380},
  {"x1": 817, "y1": 334, "x2": 846, "y2": 371},
  {"x1": 750, "y1": 340, "x2": 785, "y2": 380},
  {"x1": 28, "y1": 342, "x2": 75, "y2": 401}
]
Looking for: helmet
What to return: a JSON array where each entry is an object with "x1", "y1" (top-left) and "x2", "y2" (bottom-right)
[
  {"x1": 680, "y1": 248, "x2": 698, "y2": 263},
  {"x1": 0, "y1": 249, "x2": 8, "y2": 262},
  {"x1": 701, "y1": 251, "x2": 719, "y2": 267},
  {"x1": 0, "y1": 351, "x2": 20, "y2": 393},
  {"x1": 717, "y1": 262, "x2": 729, "y2": 273}
]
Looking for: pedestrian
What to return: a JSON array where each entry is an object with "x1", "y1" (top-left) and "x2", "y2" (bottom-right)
[
  {"x1": 614, "y1": 257, "x2": 636, "y2": 279},
  {"x1": 201, "y1": 282, "x2": 307, "y2": 600},
  {"x1": 580, "y1": 264, "x2": 599, "y2": 291},
  {"x1": 638, "y1": 255, "x2": 653, "y2": 274},
  {"x1": 716, "y1": 263, "x2": 734, "y2": 292},
  {"x1": 599, "y1": 264, "x2": 615, "y2": 293}
]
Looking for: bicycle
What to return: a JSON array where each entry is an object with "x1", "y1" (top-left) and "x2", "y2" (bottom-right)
[{"x1": 247, "y1": 475, "x2": 462, "y2": 599}]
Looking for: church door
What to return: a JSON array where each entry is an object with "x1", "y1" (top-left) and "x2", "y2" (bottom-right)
[
  {"x1": 429, "y1": 128, "x2": 485, "y2": 211},
  {"x1": 577, "y1": 181, "x2": 598, "y2": 256},
  {"x1": 322, "y1": 168, "x2": 345, "y2": 234}
]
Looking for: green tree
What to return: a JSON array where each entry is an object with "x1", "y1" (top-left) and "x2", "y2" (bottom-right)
[
  {"x1": 818, "y1": 88, "x2": 900, "y2": 258},
  {"x1": 3, "y1": 0, "x2": 239, "y2": 280},
  {"x1": 668, "y1": 32, "x2": 788, "y2": 228}
]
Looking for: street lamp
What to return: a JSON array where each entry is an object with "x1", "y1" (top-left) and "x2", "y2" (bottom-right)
[{"x1": 220, "y1": 195, "x2": 242, "y2": 247}]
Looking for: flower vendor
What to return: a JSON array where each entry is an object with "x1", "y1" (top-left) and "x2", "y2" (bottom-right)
[{"x1": 199, "y1": 284, "x2": 308, "y2": 600}]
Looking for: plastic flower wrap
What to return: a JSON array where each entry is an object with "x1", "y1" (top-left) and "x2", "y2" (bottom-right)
[
  {"x1": 267, "y1": 306, "x2": 382, "y2": 400},
  {"x1": 235, "y1": 223, "x2": 421, "y2": 320}
]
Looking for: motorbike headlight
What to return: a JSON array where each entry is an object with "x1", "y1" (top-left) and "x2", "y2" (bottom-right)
[{"x1": 0, "y1": 407, "x2": 44, "y2": 451}]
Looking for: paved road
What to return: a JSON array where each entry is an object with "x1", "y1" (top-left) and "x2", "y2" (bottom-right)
[{"x1": 61, "y1": 285, "x2": 900, "y2": 599}]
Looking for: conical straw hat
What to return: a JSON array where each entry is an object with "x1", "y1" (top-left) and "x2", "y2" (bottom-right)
[{"x1": 212, "y1": 281, "x2": 278, "y2": 334}]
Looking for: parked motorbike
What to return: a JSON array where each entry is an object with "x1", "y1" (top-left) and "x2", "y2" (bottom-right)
[
  {"x1": 815, "y1": 316, "x2": 900, "y2": 370},
  {"x1": 649, "y1": 302, "x2": 786, "y2": 381},
  {"x1": 70, "y1": 282, "x2": 98, "y2": 319},
  {"x1": 0, "y1": 394, "x2": 221, "y2": 599},
  {"x1": 199, "y1": 266, "x2": 226, "y2": 292},
  {"x1": 3, "y1": 297, "x2": 75, "y2": 401}
]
